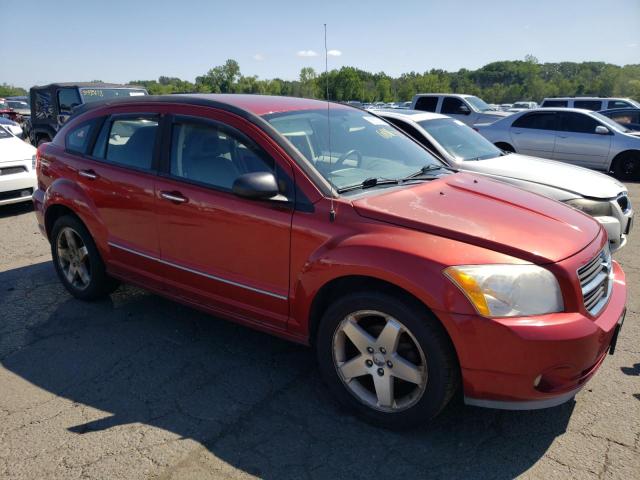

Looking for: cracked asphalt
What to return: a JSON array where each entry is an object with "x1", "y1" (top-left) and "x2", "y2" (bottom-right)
[{"x1": 0, "y1": 184, "x2": 638, "y2": 480}]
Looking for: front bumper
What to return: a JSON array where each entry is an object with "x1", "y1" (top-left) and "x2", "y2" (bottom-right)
[
  {"x1": 0, "y1": 165, "x2": 36, "y2": 206},
  {"x1": 595, "y1": 196, "x2": 633, "y2": 252},
  {"x1": 437, "y1": 260, "x2": 626, "y2": 410}
]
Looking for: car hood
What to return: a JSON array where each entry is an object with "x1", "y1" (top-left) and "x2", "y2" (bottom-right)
[
  {"x1": 458, "y1": 154, "x2": 626, "y2": 199},
  {"x1": 0, "y1": 136, "x2": 36, "y2": 163},
  {"x1": 352, "y1": 172, "x2": 600, "y2": 264}
]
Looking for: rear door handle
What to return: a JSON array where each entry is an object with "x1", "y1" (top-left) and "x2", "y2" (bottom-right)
[
  {"x1": 160, "y1": 191, "x2": 188, "y2": 204},
  {"x1": 78, "y1": 169, "x2": 98, "y2": 180}
]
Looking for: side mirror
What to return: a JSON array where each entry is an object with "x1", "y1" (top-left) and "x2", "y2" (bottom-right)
[
  {"x1": 232, "y1": 171, "x2": 280, "y2": 200},
  {"x1": 595, "y1": 125, "x2": 610, "y2": 135},
  {"x1": 458, "y1": 105, "x2": 471, "y2": 115}
]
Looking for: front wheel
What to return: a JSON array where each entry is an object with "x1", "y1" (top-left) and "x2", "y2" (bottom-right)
[
  {"x1": 612, "y1": 152, "x2": 640, "y2": 181},
  {"x1": 316, "y1": 292, "x2": 459, "y2": 429}
]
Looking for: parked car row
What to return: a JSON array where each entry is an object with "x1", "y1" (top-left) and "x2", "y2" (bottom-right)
[{"x1": 31, "y1": 94, "x2": 628, "y2": 429}]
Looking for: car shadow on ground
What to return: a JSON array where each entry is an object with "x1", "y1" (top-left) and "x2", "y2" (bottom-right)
[
  {"x1": 0, "y1": 201, "x2": 33, "y2": 219},
  {"x1": 0, "y1": 262, "x2": 574, "y2": 479}
]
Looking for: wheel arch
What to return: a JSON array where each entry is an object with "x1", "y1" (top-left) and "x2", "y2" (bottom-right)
[
  {"x1": 494, "y1": 141, "x2": 515, "y2": 152},
  {"x1": 609, "y1": 149, "x2": 640, "y2": 172}
]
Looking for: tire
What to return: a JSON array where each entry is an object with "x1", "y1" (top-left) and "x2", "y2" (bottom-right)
[
  {"x1": 50, "y1": 215, "x2": 119, "y2": 300},
  {"x1": 316, "y1": 291, "x2": 459, "y2": 429},
  {"x1": 612, "y1": 152, "x2": 640, "y2": 181},
  {"x1": 495, "y1": 142, "x2": 515, "y2": 153},
  {"x1": 37, "y1": 136, "x2": 51, "y2": 147}
]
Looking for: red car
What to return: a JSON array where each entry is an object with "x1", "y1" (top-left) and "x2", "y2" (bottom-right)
[{"x1": 33, "y1": 95, "x2": 626, "y2": 428}]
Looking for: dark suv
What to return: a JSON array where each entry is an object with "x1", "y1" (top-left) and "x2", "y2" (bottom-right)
[{"x1": 29, "y1": 82, "x2": 147, "y2": 146}]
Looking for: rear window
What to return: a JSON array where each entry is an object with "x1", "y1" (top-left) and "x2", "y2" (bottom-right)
[
  {"x1": 512, "y1": 112, "x2": 557, "y2": 130},
  {"x1": 607, "y1": 100, "x2": 632, "y2": 109},
  {"x1": 574, "y1": 100, "x2": 602, "y2": 111},
  {"x1": 414, "y1": 96, "x2": 438, "y2": 112},
  {"x1": 65, "y1": 117, "x2": 102, "y2": 154},
  {"x1": 541, "y1": 100, "x2": 568, "y2": 108}
]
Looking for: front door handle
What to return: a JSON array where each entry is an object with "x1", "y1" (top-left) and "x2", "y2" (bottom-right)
[
  {"x1": 160, "y1": 191, "x2": 188, "y2": 204},
  {"x1": 558, "y1": 135, "x2": 569, "y2": 139},
  {"x1": 78, "y1": 169, "x2": 98, "y2": 180}
]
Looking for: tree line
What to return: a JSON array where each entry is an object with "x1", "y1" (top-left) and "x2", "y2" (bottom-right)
[{"x1": 3, "y1": 56, "x2": 639, "y2": 104}]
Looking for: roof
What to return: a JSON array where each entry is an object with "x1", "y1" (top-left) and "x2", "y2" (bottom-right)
[
  {"x1": 413, "y1": 93, "x2": 474, "y2": 98},
  {"x1": 375, "y1": 109, "x2": 448, "y2": 121},
  {"x1": 30, "y1": 82, "x2": 146, "y2": 90}
]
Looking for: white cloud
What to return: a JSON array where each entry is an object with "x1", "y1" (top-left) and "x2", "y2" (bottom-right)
[
  {"x1": 253, "y1": 53, "x2": 264, "y2": 61},
  {"x1": 627, "y1": 43, "x2": 638, "y2": 48},
  {"x1": 327, "y1": 49, "x2": 342, "y2": 57},
  {"x1": 297, "y1": 50, "x2": 318, "y2": 57}
]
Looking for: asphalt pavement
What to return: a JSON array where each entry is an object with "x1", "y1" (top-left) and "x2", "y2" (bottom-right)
[{"x1": 0, "y1": 185, "x2": 638, "y2": 480}]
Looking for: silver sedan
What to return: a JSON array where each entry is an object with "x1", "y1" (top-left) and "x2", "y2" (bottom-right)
[{"x1": 474, "y1": 108, "x2": 640, "y2": 180}]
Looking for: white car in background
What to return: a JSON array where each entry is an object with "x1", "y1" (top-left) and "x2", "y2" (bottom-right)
[
  {"x1": 540, "y1": 97, "x2": 640, "y2": 111},
  {"x1": 0, "y1": 126, "x2": 37, "y2": 206},
  {"x1": 475, "y1": 108, "x2": 640, "y2": 180},
  {"x1": 508, "y1": 101, "x2": 538, "y2": 112},
  {"x1": 378, "y1": 109, "x2": 634, "y2": 251},
  {"x1": 411, "y1": 93, "x2": 510, "y2": 126},
  {"x1": 0, "y1": 117, "x2": 23, "y2": 138}
]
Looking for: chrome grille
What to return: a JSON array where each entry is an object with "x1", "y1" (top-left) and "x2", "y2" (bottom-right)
[{"x1": 578, "y1": 246, "x2": 612, "y2": 316}]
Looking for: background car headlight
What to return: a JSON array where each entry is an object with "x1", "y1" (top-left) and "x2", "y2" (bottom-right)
[
  {"x1": 444, "y1": 264, "x2": 564, "y2": 317},
  {"x1": 566, "y1": 198, "x2": 612, "y2": 217}
]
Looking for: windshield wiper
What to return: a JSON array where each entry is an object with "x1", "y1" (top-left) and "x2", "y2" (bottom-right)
[
  {"x1": 336, "y1": 177, "x2": 400, "y2": 193},
  {"x1": 403, "y1": 164, "x2": 457, "y2": 180}
]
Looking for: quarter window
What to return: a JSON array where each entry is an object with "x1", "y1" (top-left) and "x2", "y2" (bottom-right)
[
  {"x1": 559, "y1": 112, "x2": 600, "y2": 134},
  {"x1": 93, "y1": 117, "x2": 158, "y2": 170},
  {"x1": 574, "y1": 100, "x2": 602, "y2": 111},
  {"x1": 512, "y1": 112, "x2": 558, "y2": 130},
  {"x1": 170, "y1": 121, "x2": 274, "y2": 191},
  {"x1": 414, "y1": 96, "x2": 438, "y2": 112}
]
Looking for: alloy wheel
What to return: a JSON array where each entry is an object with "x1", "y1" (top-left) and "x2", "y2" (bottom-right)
[
  {"x1": 56, "y1": 227, "x2": 91, "y2": 290},
  {"x1": 332, "y1": 310, "x2": 427, "y2": 413}
]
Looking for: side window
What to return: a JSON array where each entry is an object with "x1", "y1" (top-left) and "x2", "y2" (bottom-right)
[
  {"x1": 93, "y1": 117, "x2": 158, "y2": 169},
  {"x1": 559, "y1": 112, "x2": 600, "y2": 134},
  {"x1": 65, "y1": 117, "x2": 101, "y2": 154},
  {"x1": 574, "y1": 100, "x2": 602, "y2": 110},
  {"x1": 608, "y1": 100, "x2": 631, "y2": 109},
  {"x1": 609, "y1": 112, "x2": 633, "y2": 125},
  {"x1": 441, "y1": 97, "x2": 466, "y2": 115},
  {"x1": 57, "y1": 89, "x2": 82, "y2": 115},
  {"x1": 512, "y1": 112, "x2": 558, "y2": 130},
  {"x1": 170, "y1": 121, "x2": 274, "y2": 191},
  {"x1": 541, "y1": 100, "x2": 568, "y2": 108},
  {"x1": 414, "y1": 96, "x2": 438, "y2": 112}
]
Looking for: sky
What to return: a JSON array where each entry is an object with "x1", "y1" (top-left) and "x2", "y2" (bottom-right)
[{"x1": 2, "y1": 0, "x2": 639, "y2": 89}]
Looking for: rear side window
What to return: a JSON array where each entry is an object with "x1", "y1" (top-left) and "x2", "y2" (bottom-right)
[
  {"x1": 441, "y1": 97, "x2": 466, "y2": 114},
  {"x1": 559, "y1": 112, "x2": 600, "y2": 134},
  {"x1": 607, "y1": 100, "x2": 631, "y2": 109},
  {"x1": 65, "y1": 117, "x2": 101, "y2": 154},
  {"x1": 512, "y1": 112, "x2": 558, "y2": 130},
  {"x1": 93, "y1": 117, "x2": 158, "y2": 170},
  {"x1": 414, "y1": 96, "x2": 438, "y2": 112},
  {"x1": 541, "y1": 100, "x2": 568, "y2": 108},
  {"x1": 574, "y1": 100, "x2": 602, "y2": 110},
  {"x1": 170, "y1": 121, "x2": 274, "y2": 191}
]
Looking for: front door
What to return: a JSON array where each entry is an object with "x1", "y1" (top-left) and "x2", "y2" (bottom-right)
[
  {"x1": 553, "y1": 112, "x2": 612, "y2": 169},
  {"x1": 509, "y1": 111, "x2": 558, "y2": 159},
  {"x1": 154, "y1": 113, "x2": 294, "y2": 330}
]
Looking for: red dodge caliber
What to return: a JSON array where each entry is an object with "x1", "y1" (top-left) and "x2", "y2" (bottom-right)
[{"x1": 33, "y1": 95, "x2": 626, "y2": 428}]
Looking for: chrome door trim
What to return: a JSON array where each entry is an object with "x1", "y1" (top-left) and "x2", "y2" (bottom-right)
[{"x1": 108, "y1": 242, "x2": 288, "y2": 301}]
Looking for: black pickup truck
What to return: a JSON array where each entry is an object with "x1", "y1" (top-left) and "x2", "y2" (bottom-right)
[{"x1": 29, "y1": 82, "x2": 147, "y2": 145}]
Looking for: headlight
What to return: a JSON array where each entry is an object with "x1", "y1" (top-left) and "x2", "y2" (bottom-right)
[
  {"x1": 444, "y1": 265, "x2": 564, "y2": 317},
  {"x1": 566, "y1": 198, "x2": 612, "y2": 217}
]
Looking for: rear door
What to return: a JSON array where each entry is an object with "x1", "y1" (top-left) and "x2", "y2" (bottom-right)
[
  {"x1": 154, "y1": 109, "x2": 294, "y2": 330},
  {"x1": 553, "y1": 112, "x2": 612, "y2": 168},
  {"x1": 509, "y1": 111, "x2": 558, "y2": 158}
]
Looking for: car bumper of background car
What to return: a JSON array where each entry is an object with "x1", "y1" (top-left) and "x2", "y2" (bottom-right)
[
  {"x1": 0, "y1": 170, "x2": 37, "y2": 206},
  {"x1": 437, "y1": 261, "x2": 626, "y2": 410},
  {"x1": 596, "y1": 209, "x2": 633, "y2": 252}
]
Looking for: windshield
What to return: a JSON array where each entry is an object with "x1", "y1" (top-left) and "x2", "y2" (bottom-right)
[
  {"x1": 465, "y1": 96, "x2": 492, "y2": 112},
  {"x1": 418, "y1": 118, "x2": 502, "y2": 161},
  {"x1": 591, "y1": 112, "x2": 631, "y2": 132},
  {"x1": 79, "y1": 88, "x2": 147, "y2": 103},
  {"x1": 7, "y1": 101, "x2": 28, "y2": 109},
  {"x1": 265, "y1": 108, "x2": 446, "y2": 192},
  {"x1": 512, "y1": 103, "x2": 528, "y2": 109}
]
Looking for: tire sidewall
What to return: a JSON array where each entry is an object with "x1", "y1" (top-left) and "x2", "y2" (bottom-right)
[{"x1": 316, "y1": 292, "x2": 458, "y2": 429}]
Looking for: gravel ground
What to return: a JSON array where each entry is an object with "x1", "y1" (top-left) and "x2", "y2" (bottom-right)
[{"x1": 0, "y1": 185, "x2": 638, "y2": 480}]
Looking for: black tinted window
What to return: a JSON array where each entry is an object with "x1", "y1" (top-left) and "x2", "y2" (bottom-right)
[
  {"x1": 65, "y1": 118, "x2": 101, "y2": 154},
  {"x1": 559, "y1": 112, "x2": 600, "y2": 134},
  {"x1": 170, "y1": 121, "x2": 273, "y2": 191},
  {"x1": 414, "y1": 96, "x2": 438, "y2": 112},
  {"x1": 100, "y1": 118, "x2": 158, "y2": 169},
  {"x1": 574, "y1": 100, "x2": 602, "y2": 110},
  {"x1": 512, "y1": 112, "x2": 558, "y2": 130},
  {"x1": 541, "y1": 100, "x2": 568, "y2": 108},
  {"x1": 607, "y1": 100, "x2": 631, "y2": 109},
  {"x1": 57, "y1": 89, "x2": 82, "y2": 114},
  {"x1": 441, "y1": 97, "x2": 466, "y2": 114}
]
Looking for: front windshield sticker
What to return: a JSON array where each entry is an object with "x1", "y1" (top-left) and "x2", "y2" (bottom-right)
[
  {"x1": 376, "y1": 128, "x2": 398, "y2": 139},
  {"x1": 363, "y1": 116, "x2": 387, "y2": 125},
  {"x1": 82, "y1": 89, "x2": 104, "y2": 97}
]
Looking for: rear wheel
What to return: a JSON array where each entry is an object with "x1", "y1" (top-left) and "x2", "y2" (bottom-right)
[
  {"x1": 316, "y1": 292, "x2": 459, "y2": 429},
  {"x1": 37, "y1": 135, "x2": 51, "y2": 147},
  {"x1": 612, "y1": 152, "x2": 640, "y2": 181},
  {"x1": 51, "y1": 215, "x2": 119, "y2": 300}
]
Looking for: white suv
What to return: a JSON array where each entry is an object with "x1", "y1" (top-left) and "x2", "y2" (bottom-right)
[{"x1": 540, "y1": 97, "x2": 640, "y2": 111}]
